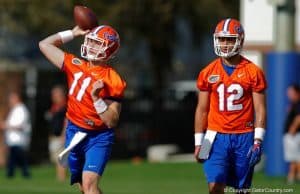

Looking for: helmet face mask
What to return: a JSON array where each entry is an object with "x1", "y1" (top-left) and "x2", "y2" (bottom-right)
[
  {"x1": 81, "y1": 25, "x2": 120, "y2": 61},
  {"x1": 213, "y1": 18, "x2": 244, "y2": 58},
  {"x1": 81, "y1": 36, "x2": 107, "y2": 61}
]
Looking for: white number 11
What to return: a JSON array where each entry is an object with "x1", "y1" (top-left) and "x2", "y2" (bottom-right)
[{"x1": 69, "y1": 72, "x2": 92, "y2": 101}]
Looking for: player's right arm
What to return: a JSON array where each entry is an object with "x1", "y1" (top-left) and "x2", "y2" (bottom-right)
[
  {"x1": 39, "y1": 26, "x2": 89, "y2": 69},
  {"x1": 194, "y1": 90, "x2": 209, "y2": 162}
]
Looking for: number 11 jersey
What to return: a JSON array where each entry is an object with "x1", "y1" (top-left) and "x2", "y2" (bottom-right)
[{"x1": 62, "y1": 53, "x2": 126, "y2": 130}]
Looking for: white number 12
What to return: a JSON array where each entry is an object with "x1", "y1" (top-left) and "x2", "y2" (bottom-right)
[{"x1": 217, "y1": 83, "x2": 243, "y2": 111}]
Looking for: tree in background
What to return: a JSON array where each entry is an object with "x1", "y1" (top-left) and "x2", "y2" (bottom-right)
[{"x1": 0, "y1": 0, "x2": 238, "y2": 104}]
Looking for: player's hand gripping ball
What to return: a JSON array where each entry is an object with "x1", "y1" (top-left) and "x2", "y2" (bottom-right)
[{"x1": 74, "y1": 5, "x2": 98, "y2": 30}]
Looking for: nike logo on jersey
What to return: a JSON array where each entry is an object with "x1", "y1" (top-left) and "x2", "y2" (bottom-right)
[{"x1": 237, "y1": 73, "x2": 244, "y2": 78}]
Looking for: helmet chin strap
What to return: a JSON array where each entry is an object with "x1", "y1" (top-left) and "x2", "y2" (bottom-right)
[
  {"x1": 86, "y1": 54, "x2": 96, "y2": 61},
  {"x1": 85, "y1": 46, "x2": 107, "y2": 61}
]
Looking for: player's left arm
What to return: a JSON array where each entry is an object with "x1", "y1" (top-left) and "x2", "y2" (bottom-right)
[
  {"x1": 252, "y1": 91, "x2": 266, "y2": 142},
  {"x1": 97, "y1": 99, "x2": 121, "y2": 128},
  {"x1": 247, "y1": 91, "x2": 266, "y2": 167},
  {"x1": 91, "y1": 80, "x2": 122, "y2": 128}
]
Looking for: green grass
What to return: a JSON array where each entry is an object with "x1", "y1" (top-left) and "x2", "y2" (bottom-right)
[{"x1": 0, "y1": 161, "x2": 299, "y2": 194}]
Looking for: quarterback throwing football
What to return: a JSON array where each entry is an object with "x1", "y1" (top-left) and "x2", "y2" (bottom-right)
[
  {"x1": 194, "y1": 18, "x2": 267, "y2": 194},
  {"x1": 39, "y1": 25, "x2": 126, "y2": 194}
]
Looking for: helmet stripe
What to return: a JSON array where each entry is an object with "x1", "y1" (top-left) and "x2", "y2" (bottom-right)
[
  {"x1": 222, "y1": 18, "x2": 231, "y2": 32},
  {"x1": 92, "y1": 25, "x2": 105, "y2": 35}
]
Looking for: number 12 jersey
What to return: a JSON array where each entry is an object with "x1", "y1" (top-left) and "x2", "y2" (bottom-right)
[{"x1": 196, "y1": 57, "x2": 267, "y2": 133}]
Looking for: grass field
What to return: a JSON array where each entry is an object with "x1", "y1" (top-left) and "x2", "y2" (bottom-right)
[{"x1": 0, "y1": 161, "x2": 299, "y2": 194}]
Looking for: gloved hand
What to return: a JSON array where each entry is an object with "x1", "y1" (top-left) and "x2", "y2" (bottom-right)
[{"x1": 247, "y1": 140, "x2": 262, "y2": 167}]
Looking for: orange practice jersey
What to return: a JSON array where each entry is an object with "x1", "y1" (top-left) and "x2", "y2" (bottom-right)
[
  {"x1": 62, "y1": 53, "x2": 126, "y2": 130},
  {"x1": 196, "y1": 57, "x2": 267, "y2": 133}
]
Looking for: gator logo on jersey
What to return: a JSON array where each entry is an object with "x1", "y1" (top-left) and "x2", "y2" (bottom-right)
[
  {"x1": 72, "y1": 58, "x2": 82, "y2": 65},
  {"x1": 208, "y1": 75, "x2": 220, "y2": 83}
]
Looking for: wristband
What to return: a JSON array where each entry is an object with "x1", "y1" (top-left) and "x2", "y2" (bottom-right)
[
  {"x1": 58, "y1": 30, "x2": 74, "y2": 43},
  {"x1": 195, "y1": 133, "x2": 204, "y2": 146},
  {"x1": 254, "y1": 127, "x2": 265, "y2": 141},
  {"x1": 93, "y1": 98, "x2": 108, "y2": 114}
]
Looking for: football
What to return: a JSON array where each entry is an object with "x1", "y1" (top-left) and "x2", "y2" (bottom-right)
[{"x1": 73, "y1": 5, "x2": 98, "y2": 30}]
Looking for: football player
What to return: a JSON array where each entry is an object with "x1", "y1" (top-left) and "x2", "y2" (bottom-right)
[
  {"x1": 194, "y1": 18, "x2": 267, "y2": 194},
  {"x1": 39, "y1": 25, "x2": 126, "y2": 194}
]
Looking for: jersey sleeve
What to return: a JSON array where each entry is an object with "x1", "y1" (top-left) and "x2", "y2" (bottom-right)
[
  {"x1": 61, "y1": 52, "x2": 75, "y2": 73},
  {"x1": 196, "y1": 69, "x2": 209, "y2": 91},
  {"x1": 252, "y1": 67, "x2": 267, "y2": 92},
  {"x1": 104, "y1": 70, "x2": 127, "y2": 101}
]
